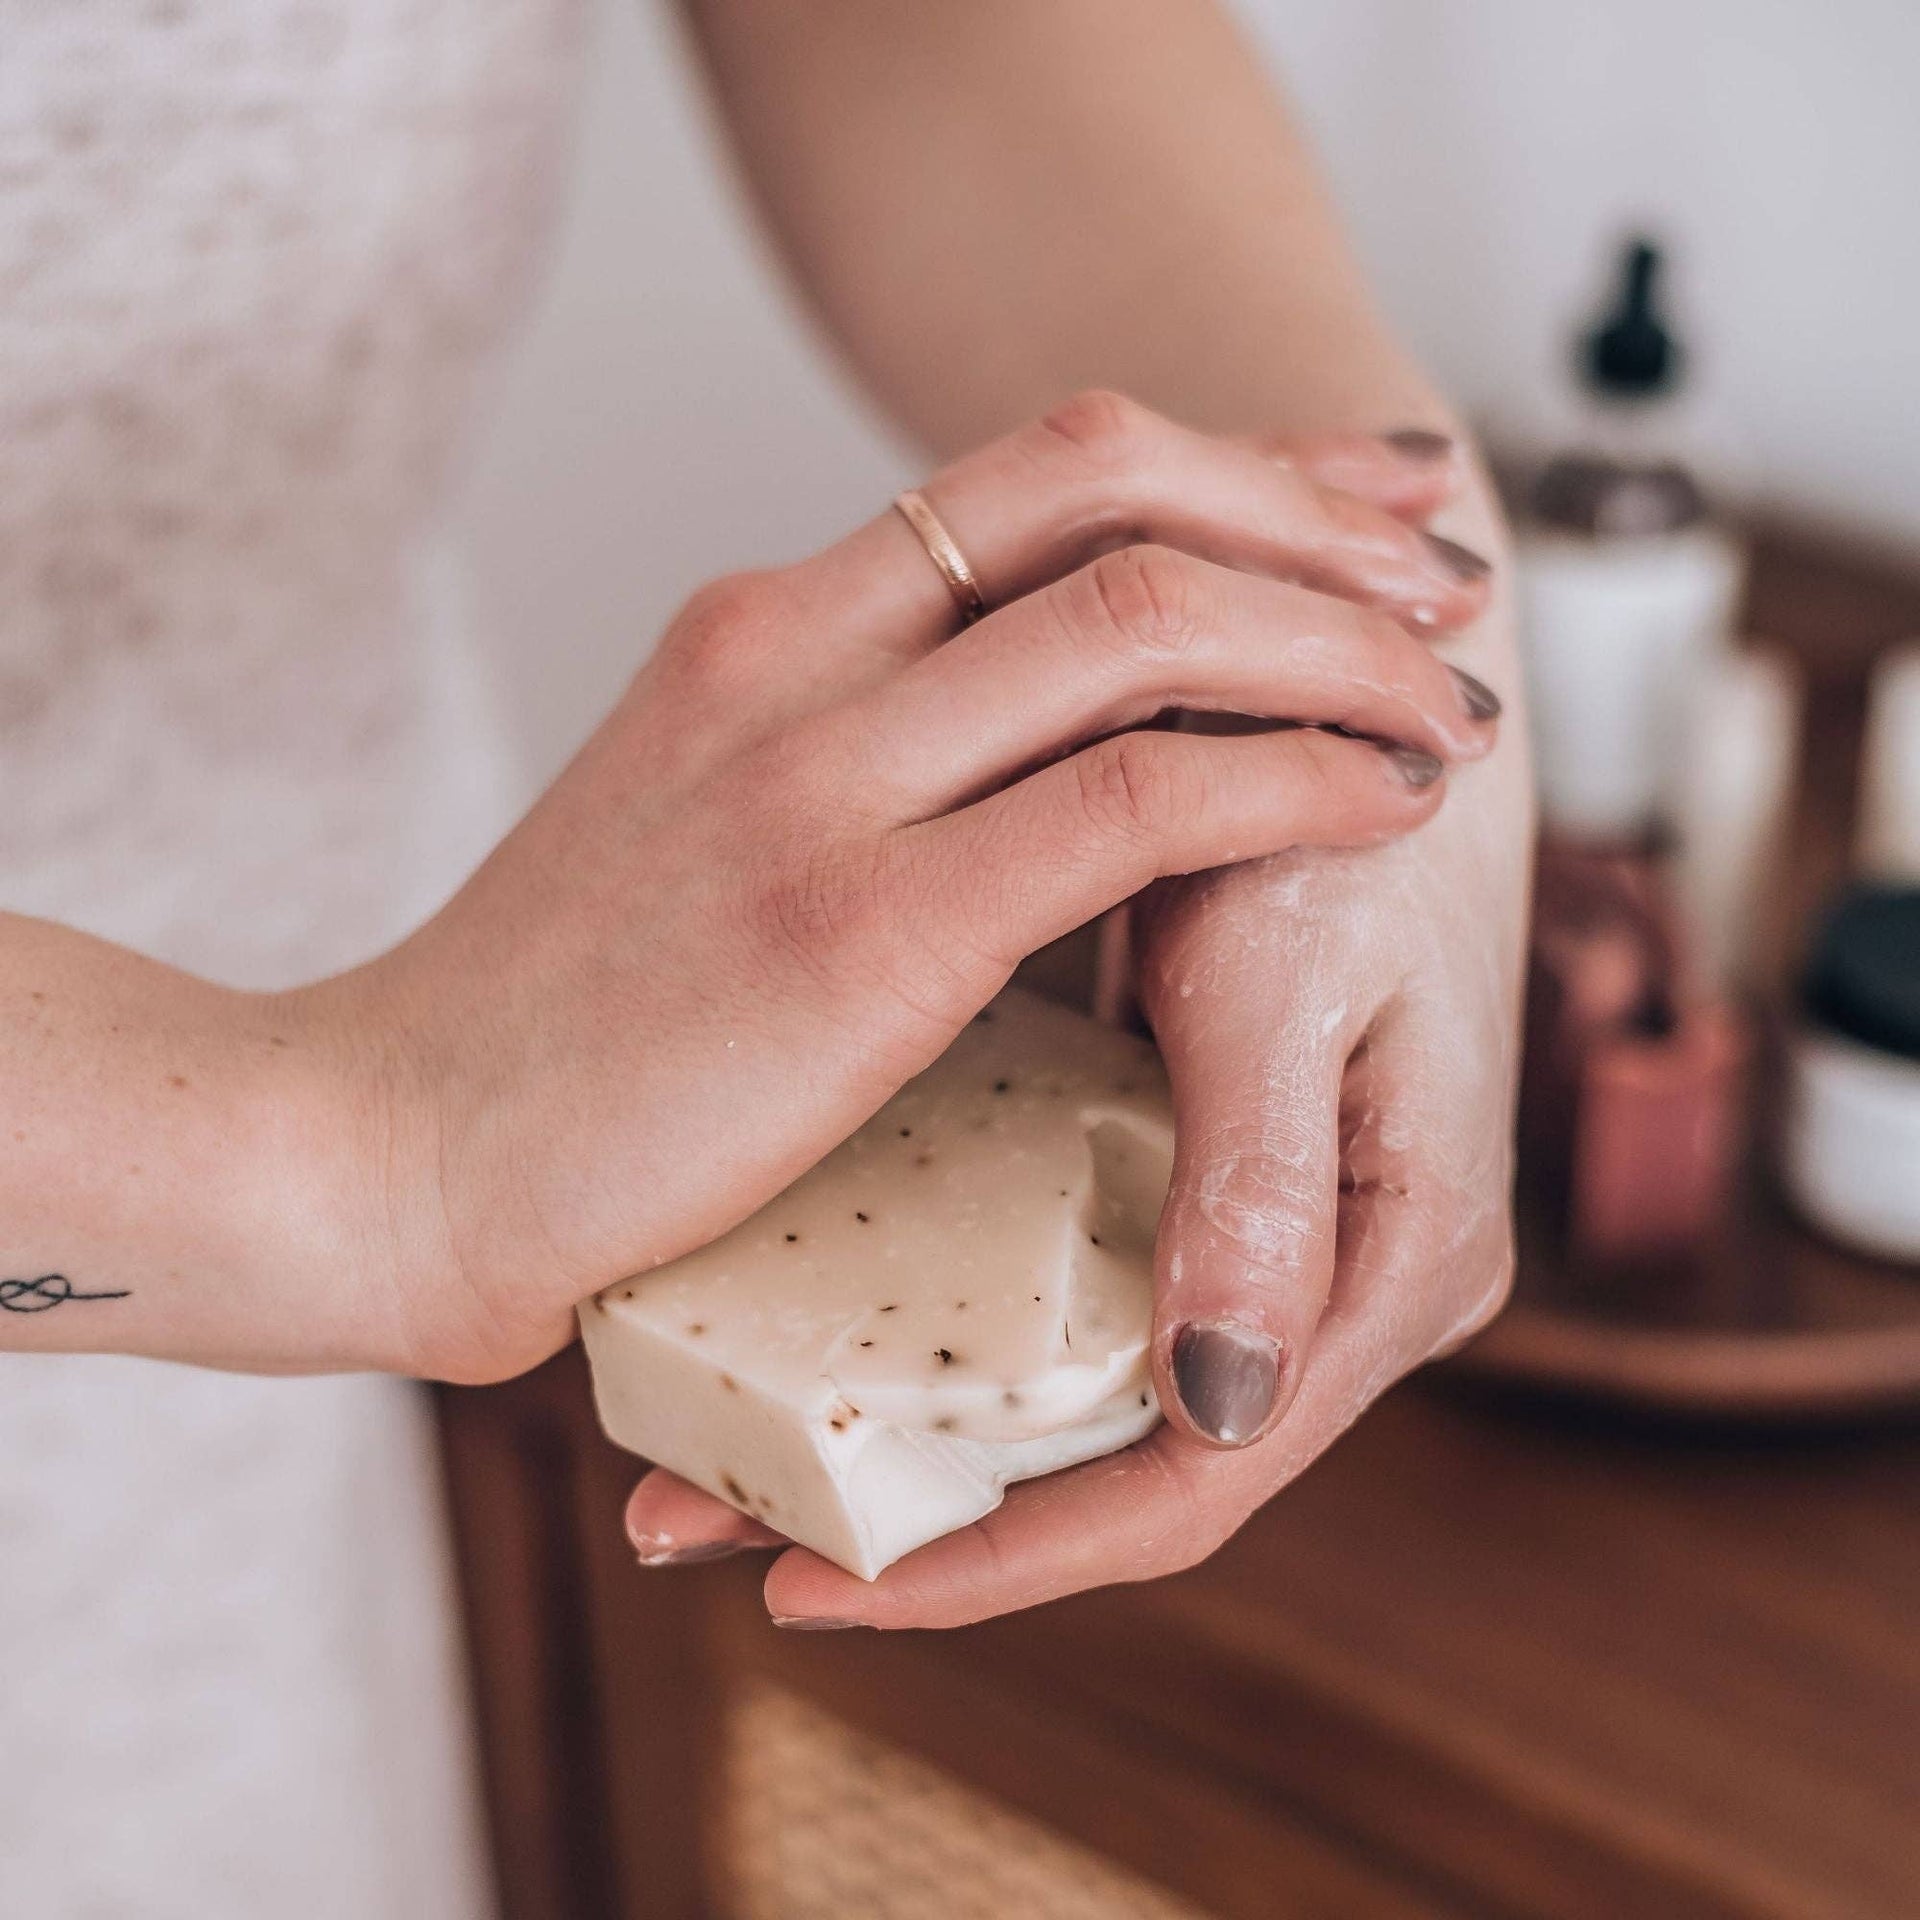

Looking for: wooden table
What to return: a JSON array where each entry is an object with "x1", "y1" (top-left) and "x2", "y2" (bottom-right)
[{"x1": 439, "y1": 1350, "x2": 1920, "y2": 1920}]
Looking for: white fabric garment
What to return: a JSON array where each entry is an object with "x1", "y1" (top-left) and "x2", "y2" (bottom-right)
[{"x1": 0, "y1": 3, "x2": 585, "y2": 1912}]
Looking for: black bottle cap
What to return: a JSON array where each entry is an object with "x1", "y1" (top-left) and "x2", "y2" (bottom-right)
[
  {"x1": 1530, "y1": 236, "x2": 1706, "y2": 534},
  {"x1": 1804, "y1": 886, "x2": 1920, "y2": 1062},
  {"x1": 1584, "y1": 237, "x2": 1679, "y2": 399}
]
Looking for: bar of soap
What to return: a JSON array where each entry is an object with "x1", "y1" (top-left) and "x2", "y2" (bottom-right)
[{"x1": 580, "y1": 989, "x2": 1171, "y2": 1579}]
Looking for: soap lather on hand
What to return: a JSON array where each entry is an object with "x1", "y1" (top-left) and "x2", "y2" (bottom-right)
[{"x1": 581, "y1": 989, "x2": 1171, "y2": 1580}]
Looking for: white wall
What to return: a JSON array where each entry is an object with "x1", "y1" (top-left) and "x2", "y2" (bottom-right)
[
  {"x1": 1247, "y1": 0, "x2": 1920, "y2": 530},
  {"x1": 456, "y1": 0, "x2": 1920, "y2": 783}
]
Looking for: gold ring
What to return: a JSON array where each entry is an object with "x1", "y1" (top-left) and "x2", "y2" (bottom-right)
[{"x1": 893, "y1": 488, "x2": 987, "y2": 625}]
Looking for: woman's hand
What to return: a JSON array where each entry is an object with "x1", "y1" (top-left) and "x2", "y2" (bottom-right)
[
  {"x1": 731, "y1": 734, "x2": 1529, "y2": 1627},
  {"x1": 316, "y1": 395, "x2": 1497, "y2": 1383},
  {"x1": 624, "y1": 420, "x2": 1527, "y2": 1623}
]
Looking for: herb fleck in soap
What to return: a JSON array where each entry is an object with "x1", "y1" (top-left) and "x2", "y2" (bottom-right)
[{"x1": 580, "y1": 989, "x2": 1170, "y2": 1578}]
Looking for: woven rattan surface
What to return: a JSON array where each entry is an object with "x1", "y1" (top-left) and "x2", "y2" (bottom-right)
[{"x1": 721, "y1": 1680, "x2": 1211, "y2": 1920}]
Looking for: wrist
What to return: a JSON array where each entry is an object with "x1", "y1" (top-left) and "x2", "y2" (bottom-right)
[
  {"x1": 186, "y1": 983, "x2": 415, "y2": 1373},
  {"x1": 293, "y1": 940, "x2": 585, "y2": 1386},
  {"x1": 273, "y1": 964, "x2": 470, "y2": 1377}
]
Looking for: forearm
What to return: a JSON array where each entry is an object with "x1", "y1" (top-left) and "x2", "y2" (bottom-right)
[
  {"x1": 0, "y1": 916, "x2": 385, "y2": 1372},
  {"x1": 682, "y1": 0, "x2": 1439, "y2": 450}
]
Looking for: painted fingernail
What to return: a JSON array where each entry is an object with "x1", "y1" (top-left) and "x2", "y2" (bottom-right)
[
  {"x1": 1383, "y1": 744, "x2": 1445, "y2": 789},
  {"x1": 771, "y1": 1615, "x2": 861, "y2": 1631},
  {"x1": 1172, "y1": 1322, "x2": 1281, "y2": 1445},
  {"x1": 1421, "y1": 531, "x2": 1493, "y2": 583},
  {"x1": 1384, "y1": 427, "x2": 1454, "y2": 461},
  {"x1": 634, "y1": 1539, "x2": 746, "y2": 1568},
  {"x1": 1448, "y1": 665, "x2": 1503, "y2": 721}
]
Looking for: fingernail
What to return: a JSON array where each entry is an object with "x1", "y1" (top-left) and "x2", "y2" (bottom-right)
[
  {"x1": 1172, "y1": 1322, "x2": 1282, "y2": 1445},
  {"x1": 1447, "y1": 665, "x2": 1503, "y2": 721},
  {"x1": 634, "y1": 1539, "x2": 745, "y2": 1568},
  {"x1": 1384, "y1": 427, "x2": 1454, "y2": 461},
  {"x1": 771, "y1": 1615, "x2": 861, "y2": 1631},
  {"x1": 1421, "y1": 531, "x2": 1493, "y2": 583},
  {"x1": 1383, "y1": 744, "x2": 1445, "y2": 789}
]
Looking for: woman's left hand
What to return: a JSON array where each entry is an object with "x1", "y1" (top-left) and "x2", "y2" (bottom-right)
[{"x1": 626, "y1": 436, "x2": 1534, "y2": 1621}]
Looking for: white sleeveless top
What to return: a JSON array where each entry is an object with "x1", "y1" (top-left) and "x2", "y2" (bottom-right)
[{"x1": 0, "y1": 4, "x2": 585, "y2": 1911}]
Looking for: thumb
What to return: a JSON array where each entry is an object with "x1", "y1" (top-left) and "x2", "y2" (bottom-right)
[{"x1": 1142, "y1": 911, "x2": 1369, "y2": 1448}]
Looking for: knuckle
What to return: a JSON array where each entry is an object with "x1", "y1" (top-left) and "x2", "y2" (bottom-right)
[
  {"x1": 1035, "y1": 387, "x2": 1160, "y2": 470},
  {"x1": 1279, "y1": 727, "x2": 1352, "y2": 808},
  {"x1": 1082, "y1": 543, "x2": 1205, "y2": 660},
  {"x1": 665, "y1": 567, "x2": 784, "y2": 685},
  {"x1": 1076, "y1": 731, "x2": 1188, "y2": 844},
  {"x1": 673, "y1": 566, "x2": 777, "y2": 640},
  {"x1": 1189, "y1": 1141, "x2": 1332, "y2": 1286}
]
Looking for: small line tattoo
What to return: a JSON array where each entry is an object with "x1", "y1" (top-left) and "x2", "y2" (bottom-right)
[{"x1": 0, "y1": 1273, "x2": 132, "y2": 1314}]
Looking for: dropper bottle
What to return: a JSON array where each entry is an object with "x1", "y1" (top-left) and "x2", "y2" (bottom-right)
[{"x1": 1518, "y1": 237, "x2": 1747, "y2": 846}]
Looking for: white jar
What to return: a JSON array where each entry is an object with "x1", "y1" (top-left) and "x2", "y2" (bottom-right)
[
  {"x1": 1784, "y1": 1029, "x2": 1920, "y2": 1264},
  {"x1": 1519, "y1": 523, "x2": 1746, "y2": 840},
  {"x1": 1784, "y1": 887, "x2": 1920, "y2": 1265}
]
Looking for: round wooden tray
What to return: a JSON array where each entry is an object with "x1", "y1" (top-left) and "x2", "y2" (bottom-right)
[
  {"x1": 1446, "y1": 560, "x2": 1920, "y2": 1424},
  {"x1": 1450, "y1": 1185, "x2": 1920, "y2": 1421}
]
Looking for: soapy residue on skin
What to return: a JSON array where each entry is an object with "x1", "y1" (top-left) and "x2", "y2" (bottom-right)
[{"x1": 1129, "y1": 701, "x2": 1523, "y2": 1425}]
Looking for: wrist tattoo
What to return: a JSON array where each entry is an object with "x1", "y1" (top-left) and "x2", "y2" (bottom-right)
[{"x1": 0, "y1": 1273, "x2": 132, "y2": 1314}]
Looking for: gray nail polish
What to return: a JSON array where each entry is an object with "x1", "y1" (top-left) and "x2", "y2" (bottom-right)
[
  {"x1": 1422, "y1": 530, "x2": 1493, "y2": 583},
  {"x1": 634, "y1": 1539, "x2": 746, "y2": 1568},
  {"x1": 771, "y1": 1615, "x2": 861, "y2": 1631},
  {"x1": 1383, "y1": 744, "x2": 1445, "y2": 789},
  {"x1": 1172, "y1": 1322, "x2": 1282, "y2": 1445},
  {"x1": 1384, "y1": 427, "x2": 1454, "y2": 461},
  {"x1": 1447, "y1": 665, "x2": 1503, "y2": 721}
]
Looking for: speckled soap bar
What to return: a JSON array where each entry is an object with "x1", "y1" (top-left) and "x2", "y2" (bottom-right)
[{"x1": 579, "y1": 989, "x2": 1171, "y2": 1579}]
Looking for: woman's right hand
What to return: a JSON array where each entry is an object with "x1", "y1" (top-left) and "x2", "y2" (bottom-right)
[{"x1": 311, "y1": 394, "x2": 1498, "y2": 1383}]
